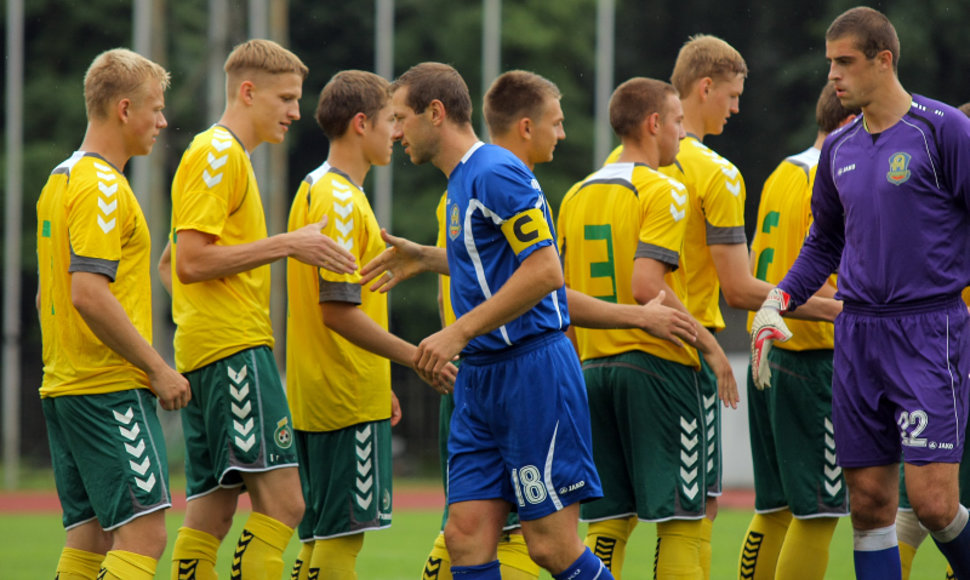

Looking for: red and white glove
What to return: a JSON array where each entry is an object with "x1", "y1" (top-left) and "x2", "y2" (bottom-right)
[{"x1": 751, "y1": 288, "x2": 793, "y2": 390}]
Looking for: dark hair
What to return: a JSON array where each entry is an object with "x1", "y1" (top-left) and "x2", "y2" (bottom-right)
[
  {"x1": 816, "y1": 82, "x2": 860, "y2": 134},
  {"x1": 609, "y1": 77, "x2": 678, "y2": 138},
  {"x1": 391, "y1": 62, "x2": 472, "y2": 125},
  {"x1": 315, "y1": 70, "x2": 390, "y2": 139},
  {"x1": 483, "y1": 70, "x2": 561, "y2": 137},
  {"x1": 826, "y1": 6, "x2": 900, "y2": 71}
]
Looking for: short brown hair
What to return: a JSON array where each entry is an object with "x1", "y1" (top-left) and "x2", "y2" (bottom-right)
[
  {"x1": 315, "y1": 70, "x2": 391, "y2": 140},
  {"x1": 816, "y1": 82, "x2": 860, "y2": 134},
  {"x1": 483, "y1": 70, "x2": 561, "y2": 138},
  {"x1": 958, "y1": 102, "x2": 970, "y2": 118},
  {"x1": 670, "y1": 34, "x2": 747, "y2": 96},
  {"x1": 224, "y1": 39, "x2": 308, "y2": 83},
  {"x1": 609, "y1": 77, "x2": 678, "y2": 139},
  {"x1": 391, "y1": 62, "x2": 472, "y2": 125},
  {"x1": 84, "y1": 48, "x2": 170, "y2": 121},
  {"x1": 826, "y1": 7, "x2": 900, "y2": 71}
]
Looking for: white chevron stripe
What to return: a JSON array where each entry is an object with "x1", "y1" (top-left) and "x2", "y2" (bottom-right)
[
  {"x1": 230, "y1": 383, "x2": 250, "y2": 401},
  {"x1": 231, "y1": 401, "x2": 252, "y2": 419},
  {"x1": 119, "y1": 423, "x2": 141, "y2": 441},
  {"x1": 228, "y1": 366, "x2": 248, "y2": 384},
  {"x1": 680, "y1": 466, "x2": 698, "y2": 482},
  {"x1": 135, "y1": 473, "x2": 157, "y2": 492},
  {"x1": 357, "y1": 457, "x2": 373, "y2": 476},
  {"x1": 670, "y1": 205, "x2": 686, "y2": 222},
  {"x1": 356, "y1": 425, "x2": 372, "y2": 442},
  {"x1": 98, "y1": 216, "x2": 116, "y2": 234},
  {"x1": 98, "y1": 197, "x2": 117, "y2": 215},
  {"x1": 681, "y1": 433, "x2": 698, "y2": 450},
  {"x1": 235, "y1": 434, "x2": 255, "y2": 451},
  {"x1": 113, "y1": 408, "x2": 134, "y2": 424},
  {"x1": 356, "y1": 477, "x2": 374, "y2": 493},
  {"x1": 681, "y1": 450, "x2": 698, "y2": 466},
  {"x1": 335, "y1": 218, "x2": 354, "y2": 237},
  {"x1": 234, "y1": 418, "x2": 254, "y2": 436},
  {"x1": 202, "y1": 169, "x2": 223, "y2": 188},
  {"x1": 129, "y1": 457, "x2": 151, "y2": 476},
  {"x1": 680, "y1": 417, "x2": 697, "y2": 432},
  {"x1": 671, "y1": 191, "x2": 688, "y2": 206},
  {"x1": 356, "y1": 442, "x2": 372, "y2": 459},
  {"x1": 725, "y1": 180, "x2": 741, "y2": 196},
  {"x1": 825, "y1": 480, "x2": 843, "y2": 495},
  {"x1": 98, "y1": 182, "x2": 118, "y2": 196},
  {"x1": 207, "y1": 151, "x2": 228, "y2": 169},
  {"x1": 211, "y1": 138, "x2": 232, "y2": 152},
  {"x1": 682, "y1": 483, "x2": 698, "y2": 499},
  {"x1": 124, "y1": 440, "x2": 145, "y2": 457},
  {"x1": 339, "y1": 238, "x2": 354, "y2": 251},
  {"x1": 333, "y1": 201, "x2": 353, "y2": 219}
]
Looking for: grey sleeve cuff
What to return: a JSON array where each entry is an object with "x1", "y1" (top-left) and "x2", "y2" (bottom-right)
[
  {"x1": 68, "y1": 251, "x2": 119, "y2": 282},
  {"x1": 706, "y1": 223, "x2": 747, "y2": 245},
  {"x1": 319, "y1": 278, "x2": 362, "y2": 305},
  {"x1": 635, "y1": 241, "x2": 680, "y2": 271}
]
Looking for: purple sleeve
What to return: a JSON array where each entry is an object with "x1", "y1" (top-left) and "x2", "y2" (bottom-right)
[
  {"x1": 940, "y1": 109, "x2": 970, "y2": 212},
  {"x1": 778, "y1": 138, "x2": 844, "y2": 308}
]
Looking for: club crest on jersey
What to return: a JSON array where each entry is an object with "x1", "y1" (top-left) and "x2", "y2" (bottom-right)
[
  {"x1": 274, "y1": 417, "x2": 293, "y2": 449},
  {"x1": 886, "y1": 152, "x2": 911, "y2": 186},
  {"x1": 448, "y1": 202, "x2": 462, "y2": 241}
]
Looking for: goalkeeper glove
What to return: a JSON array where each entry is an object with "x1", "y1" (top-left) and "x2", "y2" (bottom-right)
[{"x1": 751, "y1": 288, "x2": 793, "y2": 390}]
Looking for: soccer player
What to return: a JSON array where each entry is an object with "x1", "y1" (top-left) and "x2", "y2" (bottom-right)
[
  {"x1": 391, "y1": 61, "x2": 613, "y2": 580},
  {"x1": 559, "y1": 77, "x2": 736, "y2": 579},
  {"x1": 602, "y1": 39, "x2": 839, "y2": 576},
  {"x1": 164, "y1": 40, "x2": 356, "y2": 579},
  {"x1": 285, "y1": 70, "x2": 454, "y2": 580},
  {"x1": 737, "y1": 82, "x2": 858, "y2": 580},
  {"x1": 36, "y1": 48, "x2": 190, "y2": 580},
  {"x1": 751, "y1": 7, "x2": 970, "y2": 579}
]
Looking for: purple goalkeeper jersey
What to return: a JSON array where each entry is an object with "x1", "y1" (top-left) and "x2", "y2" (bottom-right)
[{"x1": 781, "y1": 94, "x2": 970, "y2": 308}]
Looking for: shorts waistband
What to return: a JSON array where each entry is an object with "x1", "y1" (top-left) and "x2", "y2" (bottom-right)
[
  {"x1": 460, "y1": 331, "x2": 565, "y2": 366},
  {"x1": 842, "y1": 295, "x2": 964, "y2": 317}
]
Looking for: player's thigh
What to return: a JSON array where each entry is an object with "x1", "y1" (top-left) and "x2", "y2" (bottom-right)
[
  {"x1": 771, "y1": 348, "x2": 848, "y2": 517},
  {"x1": 182, "y1": 346, "x2": 299, "y2": 498},
  {"x1": 46, "y1": 390, "x2": 171, "y2": 531},
  {"x1": 295, "y1": 421, "x2": 393, "y2": 539}
]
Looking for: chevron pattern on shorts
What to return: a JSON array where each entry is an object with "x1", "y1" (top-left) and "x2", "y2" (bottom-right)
[
  {"x1": 114, "y1": 406, "x2": 156, "y2": 493},
  {"x1": 679, "y1": 416, "x2": 700, "y2": 501},
  {"x1": 355, "y1": 425, "x2": 375, "y2": 510},
  {"x1": 228, "y1": 365, "x2": 256, "y2": 453},
  {"x1": 823, "y1": 417, "x2": 843, "y2": 497}
]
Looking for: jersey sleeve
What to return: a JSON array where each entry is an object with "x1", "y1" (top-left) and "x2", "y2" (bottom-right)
[
  {"x1": 174, "y1": 145, "x2": 245, "y2": 238},
  {"x1": 780, "y1": 141, "x2": 845, "y2": 307},
  {"x1": 939, "y1": 108, "x2": 970, "y2": 211},
  {"x1": 700, "y1": 161, "x2": 747, "y2": 245},
  {"x1": 480, "y1": 164, "x2": 555, "y2": 262},
  {"x1": 66, "y1": 177, "x2": 122, "y2": 280},
  {"x1": 636, "y1": 175, "x2": 687, "y2": 270},
  {"x1": 313, "y1": 180, "x2": 363, "y2": 305}
]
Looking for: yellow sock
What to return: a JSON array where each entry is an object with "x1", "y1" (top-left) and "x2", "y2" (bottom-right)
[
  {"x1": 497, "y1": 532, "x2": 540, "y2": 579},
  {"x1": 56, "y1": 547, "x2": 104, "y2": 579},
  {"x1": 232, "y1": 512, "x2": 294, "y2": 579},
  {"x1": 655, "y1": 520, "x2": 704, "y2": 579},
  {"x1": 584, "y1": 516, "x2": 637, "y2": 579},
  {"x1": 897, "y1": 541, "x2": 917, "y2": 580},
  {"x1": 309, "y1": 533, "x2": 364, "y2": 580},
  {"x1": 171, "y1": 526, "x2": 220, "y2": 580},
  {"x1": 738, "y1": 510, "x2": 792, "y2": 580},
  {"x1": 775, "y1": 517, "x2": 838, "y2": 580},
  {"x1": 291, "y1": 541, "x2": 314, "y2": 580},
  {"x1": 423, "y1": 532, "x2": 451, "y2": 580},
  {"x1": 98, "y1": 550, "x2": 156, "y2": 580},
  {"x1": 699, "y1": 517, "x2": 713, "y2": 580}
]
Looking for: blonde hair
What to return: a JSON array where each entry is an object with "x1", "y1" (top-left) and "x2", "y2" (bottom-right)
[
  {"x1": 670, "y1": 34, "x2": 747, "y2": 96},
  {"x1": 84, "y1": 48, "x2": 170, "y2": 121},
  {"x1": 224, "y1": 39, "x2": 308, "y2": 92}
]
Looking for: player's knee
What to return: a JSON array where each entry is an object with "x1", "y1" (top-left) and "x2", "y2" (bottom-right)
[
  {"x1": 277, "y1": 493, "x2": 305, "y2": 529},
  {"x1": 911, "y1": 495, "x2": 958, "y2": 532}
]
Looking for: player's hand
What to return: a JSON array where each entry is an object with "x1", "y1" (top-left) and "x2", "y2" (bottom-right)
[
  {"x1": 702, "y1": 346, "x2": 739, "y2": 409},
  {"x1": 288, "y1": 216, "x2": 357, "y2": 274},
  {"x1": 390, "y1": 390, "x2": 402, "y2": 427},
  {"x1": 359, "y1": 229, "x2": 427, "y2": 292},
  {"x1": 751, "y1": 287, "x2": 793, "y2": 390},
  {"x1": 428, "y1": 362, "x2": 457, "y2": 395},
  {"x1": 637, "y1": 290, "x2": 697, "y2": 347},
  {"x1": 149, "y1": 366, "x2": 191, "y2": 411},
  {"x1": 414, "y1": 326, "x2": 468, "y2": 387}
]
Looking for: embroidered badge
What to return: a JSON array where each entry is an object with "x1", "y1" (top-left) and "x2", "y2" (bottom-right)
[
  {"x1": 886, "y1": 152, "x2": 911, "y2": 186},
  {"x1": 448, "y1": 202, "x2": 462, "y2": 241},
  {"x1": 274, "y1": 417, "x2": 293, "y2": 449}
]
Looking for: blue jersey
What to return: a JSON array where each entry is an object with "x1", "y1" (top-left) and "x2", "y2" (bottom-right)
[
  {"x1": 782, "y1": 94, "x2": 970, "y2": 307},
  {"x1": 445, "y1": 142, "x2": 569, "y2": 354}
]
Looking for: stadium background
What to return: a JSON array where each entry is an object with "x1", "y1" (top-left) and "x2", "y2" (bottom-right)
[{"x1": 2, "y1": 0, "x2": 970, "y2": 487}]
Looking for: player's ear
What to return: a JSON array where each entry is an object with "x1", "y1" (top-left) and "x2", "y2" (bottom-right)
[
  {"x1": 697, "y1": 77, "x2": 713, "y2": 100},
  {"x1": 428, "y1": 99, "x2": 446, "y2": 126},
  {"x1": 238, "y1": 80, "x2": 255, "y2": 106},
  {"x1": 351, "y1": 112, "x2": 368, "y2": 135},
  {"x1": 519, "y1": 117, "x2": 532, "y2": 140},
  {"x1": 117, "y1": 98, "x2": 132, "y2": 124}
]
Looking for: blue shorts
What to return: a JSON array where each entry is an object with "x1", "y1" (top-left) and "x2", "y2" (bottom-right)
[
  {"x1": 833, "y1": 298, "x2": 970, "y2": 467},
  {"x1": 447, "y1": 332, "x2": 602, "y2": 521}
]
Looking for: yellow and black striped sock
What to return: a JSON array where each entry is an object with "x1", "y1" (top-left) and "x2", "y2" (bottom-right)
[
  {"x1": 56, "y1": 547, "x2": 104, "y2": 579},
  {"x1": 308, "y1": 533, "x2": 364, "y2": 579},
  {"x1": 423, "y1": 533, "x2": 451, "y2": 580},
  {"x1": 584, "y1": 516, "x2": 637, "y2": 579},
  {"x1": 171, "y1": 526, "x2": 220, "y2": 580},
  {"x1": 739, "y1": 510, "x2": 792, "y2": 580},
  {"x1": 655, "y1": 519, "x2": 704, "y2": 579},
  {"x1": 231, "y1": 512, "x2": 293, "y2": 579},
  {"x1": 291, "y1": 541, "x2": 314, "y2": 580},
  {"x1": 98, "y1": 550, "x2": 156, "y2": 580}
]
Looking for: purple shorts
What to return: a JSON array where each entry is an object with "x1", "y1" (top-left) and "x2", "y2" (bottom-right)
[{"x1": 833, "y1": 297, "x2": 970, "y2": 468}]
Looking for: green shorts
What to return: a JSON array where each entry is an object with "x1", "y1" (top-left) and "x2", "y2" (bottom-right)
[
  {"x1": 43, "y1": 389, "x2": 171, "y2": 530},
  {"x1": 579, "y1": 350, "x2": 707, "y2": 522},
  {"x1": 698, "y1": 358, "x2": 721, "y2": 496},
  {"x1": 181, "y1": 346, "x2": 297, "y2": 498},
  {"x1": 437, "y1": 392, "x2": 522, "y2": 531},
  {"x1": 295, "y1": 421, "x2": 393, "y2": 540},
  {"x1": 747, "y1": 348, "x2": 848, "y2": 517}
]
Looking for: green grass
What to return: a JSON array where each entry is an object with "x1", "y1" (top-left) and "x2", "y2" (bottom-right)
[{"x1": 0, "y1": 507, "x2": 949, "y2": 579}]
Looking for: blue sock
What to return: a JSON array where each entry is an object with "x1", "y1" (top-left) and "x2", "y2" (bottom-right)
[
  {"x1": 554, "y1": 546, "x2": 615, "y2": 580},
  {"x1": 451, "y1": 560, "x2": 500, "y2": 579},
  {"x1": 853, "y1": 525, "x2": 901, "y2": 580},
  {"x1": 931, "y1": 505, "x2": 970, "y2": 578}
]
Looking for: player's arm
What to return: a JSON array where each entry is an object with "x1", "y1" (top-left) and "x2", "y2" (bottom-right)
[
  {"x1": 321, "y1": 300, "x2": 454, "y2": 394},
  {"x1": 632, "y1": 257, "x2": 739, "y2": 408},
  {"x1": 359, "y1": 229, "x2": 449, "y2": 293},
  {"x1": 174, "y1": 216, "x2": 356, "y2": 284},
  {"x1": 158, "y1": 240, "x2": 173, "y2": 295},
  {"x1": 711, "y1": 242, "x2": 840, "y2": 322},
  {"x1": 565, "y1": 287, "x2": 697, "y2": 346},
  {"x1": 71, "y1": 271, "x2": 190, "y2": 411},
  {"x1": 414, "y1": 244, "x2": 563, "y2": 382}
]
